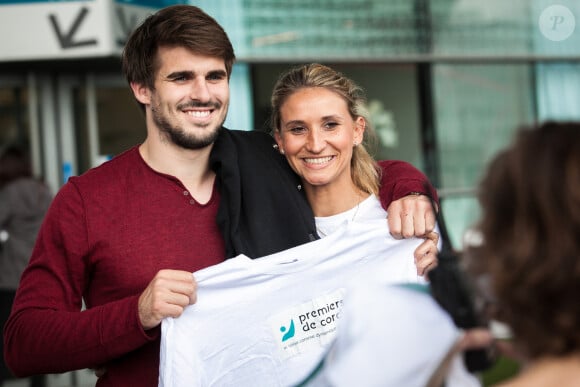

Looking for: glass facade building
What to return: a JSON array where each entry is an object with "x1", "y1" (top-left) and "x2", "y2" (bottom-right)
[
  {"x1": 2, "y1": 0, "x2": 580, "y2": 246},
  {"x1": 192, "y1": 0, "x2": 580, "y2": 246}
]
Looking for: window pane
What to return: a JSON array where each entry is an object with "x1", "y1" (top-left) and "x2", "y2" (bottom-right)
[
  {"x1": 432, "y1": 64, "x2": 535, "y2": 245},
  {"x1": 536, "y1": 63, "x2": 580, "y2": 121}
]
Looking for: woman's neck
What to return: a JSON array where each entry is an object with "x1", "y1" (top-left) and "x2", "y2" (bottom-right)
[{"x1": 306, "y1": 183, "x2": 369, "y2": 217}]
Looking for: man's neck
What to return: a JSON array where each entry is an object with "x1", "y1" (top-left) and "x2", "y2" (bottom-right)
[{"x1": 139, "y1": 140, "x2": 215, "y2": 204}]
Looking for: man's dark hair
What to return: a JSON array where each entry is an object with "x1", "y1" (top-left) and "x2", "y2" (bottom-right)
[{"x1": 122, "y1": 5, "x2": 235, "y2": 109}]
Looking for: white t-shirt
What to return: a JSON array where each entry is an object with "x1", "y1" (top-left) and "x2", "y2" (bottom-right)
[{"x1": 159, "y1": 200, "x2": 426, "y2": 387}]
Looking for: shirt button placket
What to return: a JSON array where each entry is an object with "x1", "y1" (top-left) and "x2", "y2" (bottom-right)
[{"x1": 183, "y1": 190, "x2": 195, "y2": 205}]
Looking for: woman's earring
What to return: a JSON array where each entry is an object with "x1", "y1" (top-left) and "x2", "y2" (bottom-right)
[{"x1": 353, "y1": 141, "x2": 358, "y2": 147}]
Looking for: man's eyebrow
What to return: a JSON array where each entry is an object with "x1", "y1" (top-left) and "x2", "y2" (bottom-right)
[
  {"x1": 163, "y1": 70, "x2": 227, "y2": 79},
  {"x1": 207, "y1": 69, "x2": 227, "y2": 78},
  {"x1": 165, "y1": 70, "x2": 193, "y2": 79}
]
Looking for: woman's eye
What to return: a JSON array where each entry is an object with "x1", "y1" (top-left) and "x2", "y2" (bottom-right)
[
  {"x1": 324, "y1": 122, "x2": 338, "y2": 129},
  {"x1": 289, "y1": 127, "x2": 306, "y2": 133}
]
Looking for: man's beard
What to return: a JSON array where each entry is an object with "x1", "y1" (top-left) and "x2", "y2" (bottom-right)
[{"x1": 152, "y1": 101, "x2": 226, "y2": 150}]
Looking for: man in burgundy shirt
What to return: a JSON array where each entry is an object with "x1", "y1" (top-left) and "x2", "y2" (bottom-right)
[{"x1": 4, "y1": 5, "x2": 438, "y2": 386}]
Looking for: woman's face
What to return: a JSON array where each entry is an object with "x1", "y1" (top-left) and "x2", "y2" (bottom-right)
[{"x1": 275, "y1": 87, "x2": 364, "y2": 191}]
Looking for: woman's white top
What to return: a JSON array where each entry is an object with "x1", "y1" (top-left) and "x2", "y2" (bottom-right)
[{"x1": 314, "y1": 194, "x2": 385, "y2": 238}]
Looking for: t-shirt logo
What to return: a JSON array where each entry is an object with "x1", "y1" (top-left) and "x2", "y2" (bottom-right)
[
  {"x1": 280, "y1": 320, "x2": 296, "y2": 342},
  {"x1": 268, "y1": 288, "x2": 345, "y2": 359}
]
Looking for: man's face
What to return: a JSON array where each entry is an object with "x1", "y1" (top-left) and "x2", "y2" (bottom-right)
[{"x1": 139, "y1": 46, "x2": 230, "y2": 150}]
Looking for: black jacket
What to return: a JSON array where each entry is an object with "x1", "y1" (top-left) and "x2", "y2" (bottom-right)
[{"x1": 210, "y1": 128, "x2": 317, "y2": 259}]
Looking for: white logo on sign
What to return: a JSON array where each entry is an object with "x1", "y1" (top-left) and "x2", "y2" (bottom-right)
[{"x1": 539, "y1": 5, "x2": 575, "y2": 42}]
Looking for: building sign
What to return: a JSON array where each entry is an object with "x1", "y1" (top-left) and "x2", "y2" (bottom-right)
[{"x1": 0, "y1": 0, "x2": 167, "y2": 61}]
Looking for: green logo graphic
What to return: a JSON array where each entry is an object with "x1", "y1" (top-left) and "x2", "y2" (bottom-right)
[{"x1": 280, "y1": 320, "x2": 295, "y2": 342}]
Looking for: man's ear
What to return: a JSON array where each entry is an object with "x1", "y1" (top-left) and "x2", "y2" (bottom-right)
[{"x1": 130, "y1": 82, "x2": 151, "y2": 105}]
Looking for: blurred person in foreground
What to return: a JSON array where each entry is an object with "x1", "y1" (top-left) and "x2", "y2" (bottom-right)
[
  {"x1": 3, "y1": 5, "x2": 439, "y2": 386},
  {"x1": 464, "y1": 121, "x2": 580, "y2": 386},
  {"x1": 0, "y1": 145, "x2": 52, "y2": 387}
]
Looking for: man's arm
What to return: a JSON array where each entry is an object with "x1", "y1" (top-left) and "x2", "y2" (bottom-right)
[
  {"x1": 3, "y1": 183, "x2": 153, "y2": 376},
  {"x1": 377, "y1": 160, "x2": 439, "y2": 239}
]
